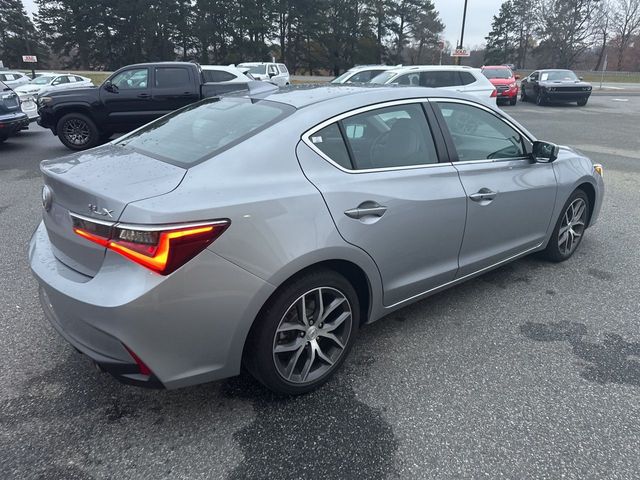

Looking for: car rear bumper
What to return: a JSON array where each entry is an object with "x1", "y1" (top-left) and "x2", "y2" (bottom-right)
[
  {"x1": 19, "y1": 95, "x2": 39, "y2": 120},
  {"x1": 0, "y1": 112, "x2": 29, "y2": 136},
  {"x1": 29, "y1": 221, "x2": 276, "y2": 389}
]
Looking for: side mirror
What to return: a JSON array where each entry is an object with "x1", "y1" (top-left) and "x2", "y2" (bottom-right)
[
  {"x1": 515, "y1": 74, "x2": 521, "y2": 80},
  {"x1": 532, "y1": 141, "x2": 560, "y2": 163},
  {"x1": 103, "y1": 80, "x2": 117, "y2": 93}
]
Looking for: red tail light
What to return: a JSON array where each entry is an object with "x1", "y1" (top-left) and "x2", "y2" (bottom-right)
[
  {"x1": 490, "y1": 89, "x2": 498, "y2": 98},
  {"x1": 73, "y1": 218, "x2": 229, "y2": 275}
]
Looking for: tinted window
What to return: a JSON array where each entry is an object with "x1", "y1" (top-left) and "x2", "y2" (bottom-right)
[
  {"x1": 155, "y1": 67, "x2": 190, "y2": 88},
  {"x1": 436, "y1": 102, "x2": 525, "y2": 161},
  {"x1": 53, "y1": 76, "x2": 69, "y2": 85},
  {"x1": 203, "y1": 70, "x2": 237, "y2": 82},
  {"x1": 74, "y1": 76, "x2": 85, "y2": 82},
  {"x1": 117, "y1": 98, "x2": 293, "y2": 166},
  {"x1": 268, "y1": 65, "x2": 278, "y2": 75},
  {"x1": 341, "y1": 103, "x2": 438, "y2": 169},
  {"x1": 394, "y1": 73, "x2": 420, "y2": 86},
  {"x1": 278, "y1": 64, "x2": 288, "y2": 73},
  {"x1": 370, "y1": 71, "x2": 396, "y2": 84},
  {"x1": 419, "y1": 71, "x2": 461, "y2": 88},
  {"x1": 310, "y1": 123, "x2": 351, "y2": 169},
  {"x1": 348, "y1": 70, "x2": 384, "y2": 83},
  {"x1": 111, "y1": 68, "x2": 148, "y2": 89},
  {"x1": 459, "y1": 72, "x2": 476, "y2": 85}
]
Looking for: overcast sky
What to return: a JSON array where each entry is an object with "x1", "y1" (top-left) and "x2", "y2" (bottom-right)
[{"x1": 21, "y1": 0, "x2": 499, "y2": 49}]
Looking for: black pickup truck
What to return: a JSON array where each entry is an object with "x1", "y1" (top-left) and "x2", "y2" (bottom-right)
[{"x1": 37, "y1": 62, "x2": 249, "y2": 150}]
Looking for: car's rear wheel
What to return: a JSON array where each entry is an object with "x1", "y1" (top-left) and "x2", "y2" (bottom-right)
[
  {"x1": 577, "y1": 98, "x2": 588, "y2": 106},
  {"x1": 57, "y1": 113, "x2": 100, "y2": 151},
  {"x1": 245, "y1": 269, "x2": 359, "y2": 395},
  {"x1": 543, "y1": 190, "x2": 590, "y2": 262}
]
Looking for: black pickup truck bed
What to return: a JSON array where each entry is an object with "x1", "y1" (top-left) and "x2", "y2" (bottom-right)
[{"x1": 38, "y1": 62, "x2": 249, "y2": 151}]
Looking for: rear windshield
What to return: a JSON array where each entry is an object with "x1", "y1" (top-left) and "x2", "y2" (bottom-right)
[
  {"x1": 116, "y1": 97, "x2": 294, "y2": 166},
  {"x1": 482, "y1": 68, "x2": 512, "y2": 79}
]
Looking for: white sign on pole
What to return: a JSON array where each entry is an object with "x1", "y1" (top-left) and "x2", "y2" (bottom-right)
[
  {"x1": 451, "y1": 49, "x2": 470, "y2": 58},
  {"x1": 22, "y1": 55, "x2": 38, "y2": 63}
]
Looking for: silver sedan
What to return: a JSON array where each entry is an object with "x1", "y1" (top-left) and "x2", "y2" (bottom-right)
[{"x1": 29, "y1": 85, "x2": 604, "y2": 395}]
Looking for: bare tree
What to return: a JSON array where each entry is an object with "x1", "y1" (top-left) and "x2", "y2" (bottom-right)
[{"x1": 611, "y1": 0, "x2": 640, "y2": 69}]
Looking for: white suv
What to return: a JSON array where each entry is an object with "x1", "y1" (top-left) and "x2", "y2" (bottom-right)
[
  {"x1": 238, "y1": 62, "x2": 290, "y2": 87},
  {"x1": 331, "y1": 65, "x2": 399, "y2": 84},
  {"x1": 371, "y1": 65, "x2": 497, "y2": 105},
  {"x1": 0, "y1": 71, "x2": 30, "y2": 89}
]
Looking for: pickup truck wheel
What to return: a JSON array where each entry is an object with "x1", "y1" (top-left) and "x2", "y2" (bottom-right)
[{"x1": 57, "y1": 113, "x2": 99, "y2": 151}]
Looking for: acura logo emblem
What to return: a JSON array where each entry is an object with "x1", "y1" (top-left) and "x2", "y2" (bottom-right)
[{"x1": 41, "y1": 185, "x2": 53, "y2": 212}]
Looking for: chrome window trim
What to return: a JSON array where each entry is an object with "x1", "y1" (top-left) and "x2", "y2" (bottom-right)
[
  {"x1": 69, "y1": 211, "x2": 228, "y2": 232},
  {"x1": 301, "y1": 98, "x2": 450, "y2": 174},
  {"x1": 429, "y1": 97, "x2": 535, "y2": 164}
]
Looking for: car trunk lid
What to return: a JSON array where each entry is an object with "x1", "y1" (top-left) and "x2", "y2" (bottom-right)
[{"x1": 40, "y1": 145, "x2": 187, "y2": 277}]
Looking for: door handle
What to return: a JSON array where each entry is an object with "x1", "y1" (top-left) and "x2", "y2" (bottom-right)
[
  {"x1": 344, "y1": 202, "x2": 387, "y2": 219},
  {"x1": 469, "y1": 188, "x2": 498, "y2": 202},
  {"x1": 137, "y1": 93, "x2": 150, "y2": 98}
]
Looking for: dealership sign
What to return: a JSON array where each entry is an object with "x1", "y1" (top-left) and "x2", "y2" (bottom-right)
[
  {"x1": 451, "y1": 49, "x2": 470, "y2": 57},
  {"x1": 22, "y1": 55, "x2": 38, "y2": 63}
]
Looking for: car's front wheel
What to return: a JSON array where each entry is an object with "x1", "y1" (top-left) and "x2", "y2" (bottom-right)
[
  {"x1": 543, "y1": 189, "x2": 590, "y2": 262},
  {"x1": 536, "y1": 92, "x2": 546, "y2": 106},
  {"x1": 245, "y1": 269, "x2": 359, "y2": 395},
  {"x1": 577, "y1": 98, "x2": 588, "y2": 106},
  {"x1": 57, "y1": 113, "x2": 100, "y2": 151}
]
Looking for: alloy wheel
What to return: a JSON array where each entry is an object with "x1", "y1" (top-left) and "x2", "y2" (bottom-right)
[
  {"x1": 63, "y1": 119, "x2": 91, "y2": 146},
  {"x1": 558, "y1": 198, "x2": 587, "y2": 256},
  {"x1": 272, "y1": 287, "x2": 352, "y2": 384}
]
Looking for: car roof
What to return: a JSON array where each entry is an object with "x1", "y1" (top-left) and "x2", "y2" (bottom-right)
[
  {"x1": 482, "y1": 65, "x2": 511, "y2": 69},
  {"x1": 201, "y1": 65, "x2": 243, "y2": 73},
  {"x1": 232, "y1": 84, "x2": 473, "y2": 109},
  {"x1": 238, "y1": 62, "x2": 277, "y2": 66},
  {"x1": 347, "y1": 64, "x2": 398, "y2": 72},
  {"x1": 384, "y1": 65, "x2": 479, "y2": 75}
]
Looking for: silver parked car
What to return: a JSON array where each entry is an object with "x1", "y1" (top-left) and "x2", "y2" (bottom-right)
[{"x1": 29, "y1": 85, "x2": 604, "y2": 395}]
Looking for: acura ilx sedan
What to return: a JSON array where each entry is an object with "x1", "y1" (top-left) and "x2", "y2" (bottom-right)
[{"x1": 29, "y1": 83, "x2": 604, "y2": 395}]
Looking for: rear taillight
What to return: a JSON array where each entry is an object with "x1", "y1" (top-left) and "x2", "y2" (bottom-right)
[
  {"x1": 72, "y1": 218, "x2": 229, "y2": 275},
  {"x1": 490, "y1": 89, "x2": 498, "y2": 98}
]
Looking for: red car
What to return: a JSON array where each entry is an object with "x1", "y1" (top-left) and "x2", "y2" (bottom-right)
[{"x1": 481, "y1": 66, "x2": 519, "y2": 105}]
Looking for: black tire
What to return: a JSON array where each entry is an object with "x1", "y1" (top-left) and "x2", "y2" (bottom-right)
[
  {"x1": 245, "y1": 269, "x2": 360, "y2": 395},
  {"x1": 577, "y1": 98, "x2": 588, "y2": 106},
  {"x1": 510, "y1": 96, "x2": 517, "y2": 106},
  {"x1": 56, "y1": 113, "x2": 100, "y2": 151},
  {"x1": 536, "y1": 92, "x2": 546, "y2": 106},
  {"x1": 543, "y1": 189, "x2": 590, "y2": 262}
]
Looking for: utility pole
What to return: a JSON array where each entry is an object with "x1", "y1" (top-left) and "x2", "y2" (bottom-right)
[{"x1": 456, "y1": 0, "x2": 469, "y2": 66}]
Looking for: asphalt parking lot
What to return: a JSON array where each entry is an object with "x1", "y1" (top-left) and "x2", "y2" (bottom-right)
[{"x1": 1, "y1": 95, "x2": 639, "y2": 480}]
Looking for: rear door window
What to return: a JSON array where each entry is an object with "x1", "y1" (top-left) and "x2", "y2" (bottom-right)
[
  {"x1": 155, "y1": 67, "x2": 190, "y2": 88},
  {"x1": 420, "y1": 71, "x2": 461, "y2": 88},
  {"x1": 308, "y1": 103, "x2": 439, "y2": 170},
  {"x1": 116, "y1": 98, "x2": 294, "y2": 166}
]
